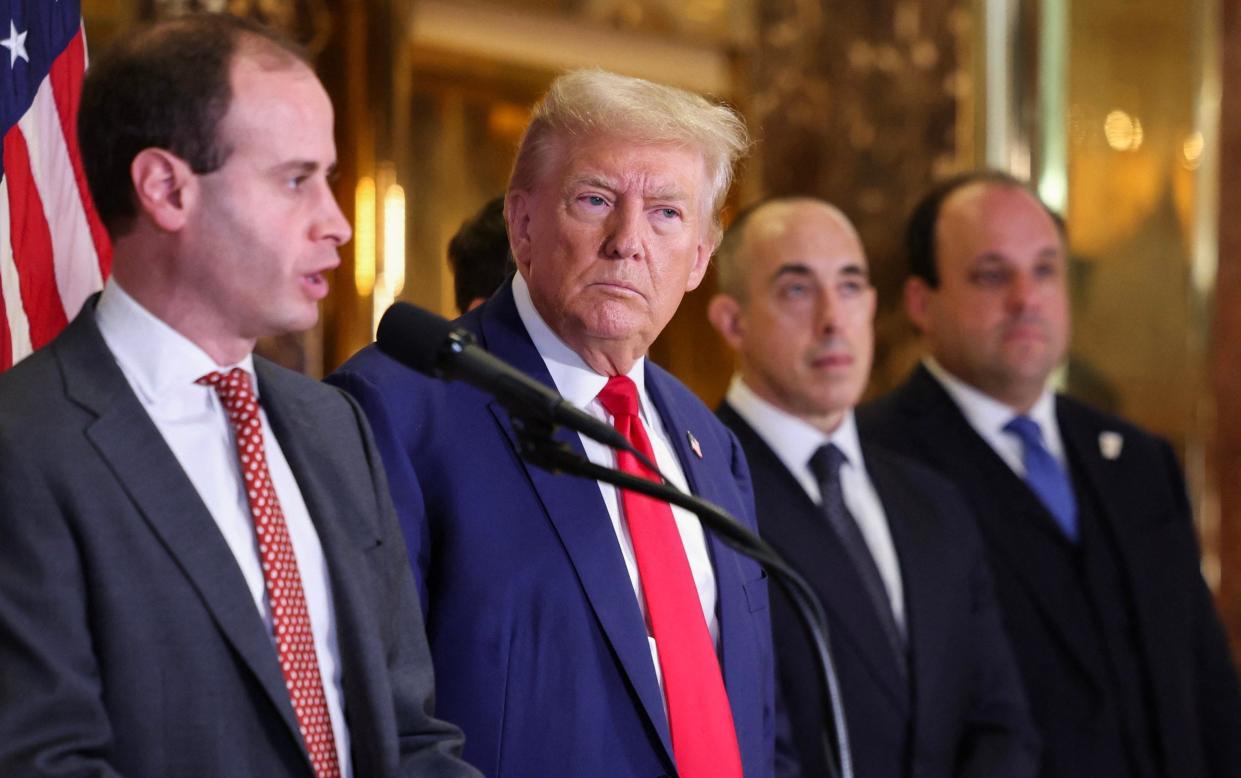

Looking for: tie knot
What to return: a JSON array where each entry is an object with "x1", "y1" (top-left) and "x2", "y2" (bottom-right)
[
  {"x1": 597, "y1": 374, "x2": 640, "y2": 419},
  {"x1": 197, "y1": 367, "x2": 259, "y2": 419},
  {"x1": 807, "y1": 443, "x2": 848, "y2": 486},
  {"x1": 1004, "y1": 415, "x2": 1045, "y2": 447}
]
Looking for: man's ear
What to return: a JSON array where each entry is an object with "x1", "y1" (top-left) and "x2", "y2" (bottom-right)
[
  {"x1": 130, "y1": 148, "x2": 196, "y2": 232},
  {"x1": 505, "y1": 190, "x2": 533, "y2": 274},
  {"x1": 707, "y1": 292, "x2": 745, "y2": 350},
  {"x1": 904, "y1": 276, "x2": 932, "y2": 333},
  {"x1": 685, "y1": 237, "x2": 714, "y2": 293}
]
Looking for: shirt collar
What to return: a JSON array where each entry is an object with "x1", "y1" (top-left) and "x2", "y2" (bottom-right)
[
  {"x1": 511, "y1": 272, "x2": 650, "y2": 415},
  {"x1": 725, "y1": 374, "x2": 866, "y2": 477},
  {"x1": 95, "y1": 278, "x2": 256, "y2": 404},
  {"x1": 924, "y1": 356, "x2": 1056, "y2": 436}
]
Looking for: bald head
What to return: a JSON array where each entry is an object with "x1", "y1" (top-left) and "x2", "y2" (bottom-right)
[{"x1": 709, "y1": 198, "x2": 875, "y2": 432}]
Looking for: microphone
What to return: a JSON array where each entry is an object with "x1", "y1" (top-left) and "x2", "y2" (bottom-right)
[{"x1": 376, "y1": 302, "x2": 633, "y2": 454}]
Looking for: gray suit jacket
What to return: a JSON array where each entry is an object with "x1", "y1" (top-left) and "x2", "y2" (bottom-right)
[{"x1": 0, "y1": 300, "x2": 478, "y2": 778}]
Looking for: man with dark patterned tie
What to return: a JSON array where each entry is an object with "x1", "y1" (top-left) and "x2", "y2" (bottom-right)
[
  {"x1": 708, "y1": 196, "x2": 1036, "y2": 778},
  {"x1": 860, "y1": 171, "x2": 1241, "y2": 778},
  {"x1": 0, "y1": 14, "x2": 476, "y2": 777}
]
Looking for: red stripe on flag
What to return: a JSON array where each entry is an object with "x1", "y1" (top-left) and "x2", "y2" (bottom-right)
[
  {"x1": 49, "y1": 28, "x2": 112, "y2": 278},
  {"x1": 0, "y1": 266, "x2": 11, "y2": 372},
  {"x1": 4, "y1": 127, "x2": 69, "y2": 349}
]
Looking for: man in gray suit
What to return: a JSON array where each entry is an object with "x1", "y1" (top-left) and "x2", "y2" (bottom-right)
[{"x1": 0, "y1": 14, "x2": 477, "y2": 778}]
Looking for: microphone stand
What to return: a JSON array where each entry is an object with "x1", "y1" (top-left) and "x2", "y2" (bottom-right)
[{"x1": 510, "y1": 414, "x2": 853, "y2": 778}]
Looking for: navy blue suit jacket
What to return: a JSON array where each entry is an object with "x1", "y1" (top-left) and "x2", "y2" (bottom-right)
[
  {"x1": 860, "y1": 365, "x2": 1241, "y2": 778},
  {"x1": 719, "y1": 403, "x2": 1037, "y2": 778},
  {"x1": 328, "y1": 282, "x2": 776, "y2": 778}
]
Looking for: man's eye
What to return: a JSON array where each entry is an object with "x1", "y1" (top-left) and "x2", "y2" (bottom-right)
[
  {"x1": 970, "y1": 269, "x2": 1008, "y2": 286},
  {"x1": 655, "y1": 208, "x2": 680, "y2": 220},
  {"x1": 1034, "y1": 262, "x2": 1061, "y2": 279},
  {"x1": 582, "y1": 195, "x2": 607, "y2": 207}
]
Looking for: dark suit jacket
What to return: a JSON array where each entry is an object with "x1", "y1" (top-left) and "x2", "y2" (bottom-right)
[
  {"x1": 719, "y1": 403, "x2": 1037, "y2": 778},
  {"x1": 859, "y1": 364, "x2": 1241, "y2": 778},
  {"x1": 0, "y1": 301, "x2": 476, "y2": 778},
  {"x1": 327, "y1": 280, "x2": 776, "y2": 778}
]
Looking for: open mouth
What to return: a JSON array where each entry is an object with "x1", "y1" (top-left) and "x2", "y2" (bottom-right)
[{"x1": 302, "y1": 272, "x2": 330, "y2": 299}]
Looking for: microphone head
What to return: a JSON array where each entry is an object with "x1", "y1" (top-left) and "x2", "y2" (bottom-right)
[{"x1": 376, "y1": 302, "x2": 458, "y2": 376}]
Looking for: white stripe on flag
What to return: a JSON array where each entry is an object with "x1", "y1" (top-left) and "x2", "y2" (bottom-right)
[
  {"x1": 18, "y1": 77, "x2": 103, "y2": 321},
  {"x1": 0, "y1": 176, "x2": 34, "y2": 364}
]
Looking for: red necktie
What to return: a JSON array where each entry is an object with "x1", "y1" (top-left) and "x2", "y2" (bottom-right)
[
  {"x1": 596, "y1": 375, "x2": 743, "y2": 778},
  {"x1": 198, "y1": 368, "x2": 341, "y2": 778}
]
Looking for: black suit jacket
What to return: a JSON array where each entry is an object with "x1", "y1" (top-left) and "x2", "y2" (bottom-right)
[
  {"x1": 859, "y1": 364, "x2": 1241, "y2": 778},
  {"x1": 719, "y1": 402, "x2": 1037, "y2": 778},
  {"x1": 0, "y1": 301, "x2": 477, "y2": 777}
]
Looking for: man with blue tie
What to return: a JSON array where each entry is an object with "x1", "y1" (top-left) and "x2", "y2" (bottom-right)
[
  {"x1": 860, "y1": 171, "x2": 1241, "y2": 778},
  {"x1": 708, "y1": 197, "x2": 1036, "y2": 777},
  {"x1": 329, "y1": 70, "x2": 774, "y2": 778}
]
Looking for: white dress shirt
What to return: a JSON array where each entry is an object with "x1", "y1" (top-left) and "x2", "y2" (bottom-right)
[
  {"x1": 512, "y1": 273, "x2": 718, "y2": 700},
  {"x1": 923, "y1": 357, "x2": 1067, "y2": 474},
  {"x1": 95, "y1": 280, "x2": 351, "y2": 775},
  {"x1": 726, "y1": 376, "x2": 906, "y2": 630}
]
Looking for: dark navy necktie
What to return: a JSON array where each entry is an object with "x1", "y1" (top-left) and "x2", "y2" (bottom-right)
[
  {"x1": 808, "y1": 444, "x2": 906, "y2": 669},
  {"x1": 1004, "y1": 415, "x2": 1079, "y2": 542}
]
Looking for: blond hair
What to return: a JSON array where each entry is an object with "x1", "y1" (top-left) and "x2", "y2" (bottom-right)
[{"x1": 508, "y1": 69, "x2": 749, "y2": 244}]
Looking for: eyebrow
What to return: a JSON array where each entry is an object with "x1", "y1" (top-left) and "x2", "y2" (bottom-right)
[
  {"x1": 770, "y1": 263, "x2": 813, "y2": 283},
  {"x1": 973, "y1": 245, "x2": 1063, "y2": 264},
  {"x1": 570, "y1": 175, "x2": 689, "y2": 203},
  {"x1": 271, "y1": 160, "x2": 330, "y2": 178},
  {"x1": 571, "y1": 175, "x2": 618, "y2": 193},
  {"x1": 769, "y1": 261, "x2": 869, "y2": 283}
]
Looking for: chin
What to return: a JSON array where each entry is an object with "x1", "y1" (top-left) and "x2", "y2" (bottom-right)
[{"x1": 578, "y1": 307, "x2": 648, "y2": 341}]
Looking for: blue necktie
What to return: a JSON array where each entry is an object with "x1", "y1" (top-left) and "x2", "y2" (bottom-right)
[{"x1": 1004, "y1": 415, "x2": 1079, "y2": 542}]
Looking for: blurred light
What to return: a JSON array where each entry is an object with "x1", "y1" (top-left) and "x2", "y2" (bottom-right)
[
  {"x1": 383, "y1": 183, "x2": 406, "y2": 295},
  {"x1": 1038, "y1": 168, "x2": 1068, "y2": 213},
  {"x1": 372, "y1": 280, "x2": 394, "y2": 340},
  {"x1": 1183, "y1": 131, "x2": 1204, "y2": 170},
  {"x1": 1104, "y1": 109, "x2": 1143, "y2": 151},
  {"x1": 488, "y1": 103, "x2": 530, "y2": 140},
  {"x1": 354, "y1": 177, "x2": 376, "y2": 297}
]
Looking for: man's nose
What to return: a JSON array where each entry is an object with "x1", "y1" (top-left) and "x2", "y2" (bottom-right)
[
  {"x1": 602, "y1": 203, "x2": 644, "y2": 260},
  {"x1": 314, "y1": 183, "x2": 353, "y2": 247}
]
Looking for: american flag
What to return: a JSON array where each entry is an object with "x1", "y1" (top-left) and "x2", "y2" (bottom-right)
[{"x1": 0, "y1": 0, "x2": 109, "y2": 371}]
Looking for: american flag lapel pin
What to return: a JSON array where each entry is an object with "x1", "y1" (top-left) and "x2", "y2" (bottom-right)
[{"x1": 687, "y1": 431, "x2": 703, "y2": 459}]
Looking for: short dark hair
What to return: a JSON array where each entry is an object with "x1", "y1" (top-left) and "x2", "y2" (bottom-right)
[
  {"x1": 714, "y1": 195, "x2": 818, "y2": 301},
  {"x1": 78, "y1": 13, "x2": 308, "y2": 235},
  {"x1": 447, "y1": 196, "x2": 513, "y2": 314},
  {"x1": 905, "y1": 170, "x2": 1065, "y2": 287}
]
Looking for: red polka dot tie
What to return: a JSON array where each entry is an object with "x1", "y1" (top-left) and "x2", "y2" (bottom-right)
[
  {"x1": 198, "y1": 367, "x2": 341, "y2": 778},
  {"x1": 596, "y1": 375, "x2": 743, "y2": 778}
]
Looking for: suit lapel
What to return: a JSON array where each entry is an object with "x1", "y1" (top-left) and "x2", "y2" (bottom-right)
[
  {"x1": 866, "y1": 447, "x2": 950, "y2": 716},
  {"x1": 477, "y1": 288, "x2": 674, "y2": 764},
  {"x1": 259, "y1": 361, "x2": 388, "y2": 774},
  {"x1": 647, "y1": 378, "x2": 767, "y2": 752},
  {"x1": 894, "y1": 368, "x2": 1111, "y2": 687},
  {"x1": 722, "y1": 405, "x2": 908, "y2": 711},
  {"x1": 1056, "y1": 400, "x2": 1179, "y2": 742},
  {"x1": 56, "y1": 307, "x2": 306, "y2": 754}
]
